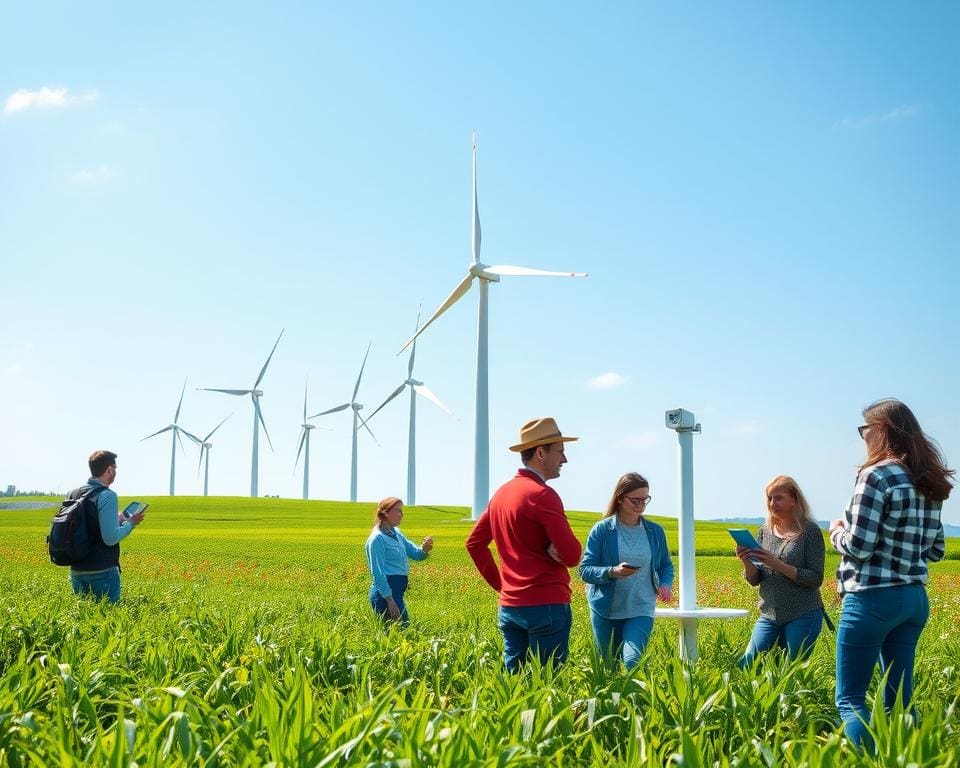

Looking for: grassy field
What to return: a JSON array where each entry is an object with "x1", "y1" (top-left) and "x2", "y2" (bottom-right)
[{"x1": 1, "y1": 496, "x2": 958, "y2": 765}]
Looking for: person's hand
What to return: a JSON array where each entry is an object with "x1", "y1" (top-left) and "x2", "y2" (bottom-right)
[
  {"x1": 130, "y1": 510, "x2": 146, "y2": 526},
  {"x1": 657, "y1": 585, "x2": 673, "y2": 602},
  {"x1": 610, "y1": 562, "x2": 639, "y2": 579},
  {"x1": 385, "y1": 597, "x2": 401, "y2": 620},
  {"x1": 422, "y1": 536, "x2": 434, "y2": 553},
  {"x1": 547, "y1": 543, "x2": 562, "y2": 563},
  {"x1": 735, "y1": 545, "x2": 758, "y2": 567},
  {"x1": 746, "y1": 548, "x2": 783, "y2": 573},
  {"x1": 830, "y1": 518, "x2": 845, "y2": 535}
]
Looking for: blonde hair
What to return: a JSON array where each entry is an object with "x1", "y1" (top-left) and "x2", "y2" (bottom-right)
[
  {"x1": 374, "y1": 496, "x2": 403, "y2": 523},
  {"x1": 764, "y1": 475, "x2": 814, "y2": 539}
]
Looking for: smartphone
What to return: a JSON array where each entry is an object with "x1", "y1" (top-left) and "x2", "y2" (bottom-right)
[
  {"x1": 122, "y1": 501, "x2": 148, "y2": 519},
  {"x1": 622, "y1": 563, "x2": 641, "y2": 570}
]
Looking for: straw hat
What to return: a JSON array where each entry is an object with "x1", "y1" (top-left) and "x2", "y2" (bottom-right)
[{"x1": 509, "y1": 417, "x2": 579, "y2": 452}]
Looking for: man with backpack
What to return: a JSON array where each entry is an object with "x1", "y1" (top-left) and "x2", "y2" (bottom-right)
[{"x1": 65, "y1": 450, "x2": 145, "y2": 602}]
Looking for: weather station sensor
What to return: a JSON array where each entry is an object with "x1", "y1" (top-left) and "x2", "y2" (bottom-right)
[{"x1": 655, "y1": 407, "x2": 746, "y2": 661}]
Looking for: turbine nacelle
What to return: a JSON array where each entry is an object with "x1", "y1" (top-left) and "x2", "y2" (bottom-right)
[
  {"x1": 469, "y1": 263, "x2": 501, "y2": 282},
  {"x1": 406, "y1": 378, "x2": 423, "y2": 387}
]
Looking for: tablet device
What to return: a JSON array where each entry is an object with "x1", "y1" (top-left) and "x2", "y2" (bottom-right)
[
  {"x1": 728, "y1": 528, "x2": 763, "y2": 566},
  {"x1": 727, "y1": 528, "x2": 760, "y2": 549},
  {"x1": 122, "y1": 501, "x2": 148, "y2": 519}
]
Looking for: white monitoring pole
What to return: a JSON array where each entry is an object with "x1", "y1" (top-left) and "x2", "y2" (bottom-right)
[{"x1": 656, "y1": 408, "x2": 747, "y2": 661}]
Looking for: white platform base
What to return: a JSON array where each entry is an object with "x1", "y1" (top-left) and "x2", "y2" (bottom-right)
[{"x1": 654, "y1": 606, "x2": 749, "y2": 661}]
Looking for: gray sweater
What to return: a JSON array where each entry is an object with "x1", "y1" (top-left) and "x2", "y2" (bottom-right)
[{"x1": 749, "y1": 520, "x2": 825, "y2": 624}]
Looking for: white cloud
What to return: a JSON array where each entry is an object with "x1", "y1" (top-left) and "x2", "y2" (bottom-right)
[
  {"x1": 731, "y1": 419, "x2": 762, "y2": 435},
  {"x1": 833, "y1": 104, "x2": 922, "y2": 129},
  {"x1": 586, "y1": 372, "x2": 626, "y2": 389},
  {"x1": 616, "y1": 432, "x2": 661, "y2": 449},
  {"x1": 1, "y1": 362, "x2": 24, "y2": 377},
  {"x1": 4, "y1": 86, "x2": 99, "y2": 114},
  {"x1": 71, "y1": 166, "x2": 115, "y2": 182}
]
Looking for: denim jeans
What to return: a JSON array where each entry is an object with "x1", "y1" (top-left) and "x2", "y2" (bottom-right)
[
  {"x1": 738, "y1": 607, "x2": 823, "y2": 668},
  {"x1": 589, "y1": 611, "x2": 654, "y2": 669},
  {"x1": 70, "y1": 567, "x2": 121, "y2": 603},
  {"x1": 836, "y1": 583, "x2": 929, "y2": 748},
  {"x1": 497, "y1": 603, "x2": 572, "y2": 672},
  {"x1": 370, "y1": 575, "x2": 409, "y2": 625}
]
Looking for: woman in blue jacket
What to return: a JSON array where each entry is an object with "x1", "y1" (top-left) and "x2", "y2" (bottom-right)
[
  {"x1": 579, "y1": 472, "x2": 674, "y2": 668},
  {"x1": 365, "y1": 496, "x2": 433, "y2": 624}
]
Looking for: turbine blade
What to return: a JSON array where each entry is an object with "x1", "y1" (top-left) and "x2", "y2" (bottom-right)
[
  {"x1": 364, "y1": 383, "x2": 406, "y2": 425},
  {"x1": 179, "y1": 428, "x2": 202, "y2": 445},
  {"x1": 175, "y1": 428, "x2": 186, "y2": 454},
  {"x1": 486, "y1": 264, "x2": 589, "y2": 278},
  {"x1": 413, "y1": 383, "x2": 454, "y2": 415},
  {"x1": 204, "y1": 414, "x2": 232, "y2": 441},
  {"x1": 472, "y1": 132, "x2": 481, "y2": 265},
  {"x1": 398, "y1": 273, "x2": 474, "y2": 354},
  {"x1": 358, "y1": 416, "x2": 380, "y2": 447},
  {"x1": 255, "y1": 399, "x2": 274, "y2": 451},
  {"x1": 197, "y1": 445, "x2": 204, "y2": 475},
  {"x1": 294, "y1": 428, "x2": 306, "y2": 470},
  {"x1": 408, "y1": 301, "x2": 422, "y2": 377},
  {"x1": 352, "y1": 341, "x2": 372, "y2": 401},
  {"x1": 174, "y1": 378, "x2": 187, "y2": 423},
  {"x1": 310, "y1": 402, "x2": 351, "y2": 418},
  {"x1": 254, "y1": 329, "x2": 284, "y2": 388},
  {"x1": 199, "y1": 388, "x2": 251, "y2": 396},
  {"x1": 141, "y1": 425, "x2": 173, "y2": 441},
  {"x1": 303, "y1": 379, "x2": 309, "y2": 422}
]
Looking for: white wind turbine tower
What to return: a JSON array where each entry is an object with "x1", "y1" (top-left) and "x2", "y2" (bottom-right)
[
  {"x1": 399, "y1": 133, "x2": 587, "y2": 519},
  {"x1": 295, "y1": 379, "x2": 332, "y2": 501},
  {"x1": 310, "y1": 342, "x2": 378, "y2": 503},
  {"x1": 362, "y1": 305, "x2": 454, "y2": 505},
  {"x1": 141, "y1": 379, "x2": 201, "y2": 496},
  {"x1": 194, "y1": 415, "x2": 231, "y2": 497},
  {"x1": 199, "y1": 330, "x2": 283, "y2": 497}
]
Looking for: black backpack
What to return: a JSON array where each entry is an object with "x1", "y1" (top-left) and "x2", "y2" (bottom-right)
[{"x1": 47, "y1": 486, "x2": 106, "y2": 566}]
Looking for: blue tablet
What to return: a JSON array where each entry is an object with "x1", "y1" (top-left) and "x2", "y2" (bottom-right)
[{"x1": 727, "y1": 528, "x2": 760, "y2": 549}]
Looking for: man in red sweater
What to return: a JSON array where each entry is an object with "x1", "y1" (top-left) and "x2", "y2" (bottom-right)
[{"x1": 466, "y1": 417, "x2": 583, "y2": 671}]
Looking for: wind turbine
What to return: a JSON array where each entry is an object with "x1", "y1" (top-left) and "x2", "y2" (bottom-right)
[
  {"x1": 295, "y1": 379, "x2": 332, "y2": 501},
  {"x1": 399, "y1": 133, "x2": 587, "y2": 520},
  {"x1": 310, "y1": 342, "x2": 378, "y2": 503},
  {"x1": 363, "y1": 305, "x2": 454, "y2": 505},
  {"x1": 199, "y1": 330, "x2": 283, "y2": 497},
  {"x1": 141, "y1": 379, "x2": 201, "y2": 496},
  {"x1": 195, "y1": 415, "x2": 231, "y2": 497}
]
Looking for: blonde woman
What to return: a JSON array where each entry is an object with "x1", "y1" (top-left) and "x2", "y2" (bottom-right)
[
  {"x1": 736, "y1": 476, "x2": 825, "y2": 667},
  {"x1": 364, "y1": 497, "x2": 433, "y2": 624}
]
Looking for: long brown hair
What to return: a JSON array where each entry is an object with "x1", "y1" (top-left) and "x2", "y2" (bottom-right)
[
  {"x1": 764, "y1": 475, "x2": 815, "y2": 539},
  {"x1": 861, "y1": 399, "x2": 954, "y2": 501},
  {"x1": 604, "y1": 472, "x2": 649, "y2": 517}
]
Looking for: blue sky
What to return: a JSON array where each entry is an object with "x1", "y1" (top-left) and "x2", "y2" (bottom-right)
[{"x1": 2, "y1": 2, "x2": 958, "y2": 524}]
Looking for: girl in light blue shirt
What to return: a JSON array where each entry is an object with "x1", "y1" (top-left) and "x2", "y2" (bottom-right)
[{"x1": 365, "y1": 496, "x2": 434, "y2": 624}]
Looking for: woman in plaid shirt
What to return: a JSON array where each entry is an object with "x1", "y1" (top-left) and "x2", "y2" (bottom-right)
[{"x1": 830, "y1": 399, "x2": 954, "y2": 748}]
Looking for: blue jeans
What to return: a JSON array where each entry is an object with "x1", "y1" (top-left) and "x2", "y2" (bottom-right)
[
  {"x1": 589, "y1": 611, "x2": 654, "y2": 669},
  {"x1": 498, "y1": 603, "x2": 572, "y2": 672},
  {"x1": 836, "y1": 583, "x2": 929, "y2": 748},
  {"x1": 738, "y1": 608, "x2": 823, "y2": 668},
  {"x1": 70, "y1": 567, "x2": 121, "y2": 603},
  {"x1": 370, "y1": 575, "x2": 409, "y2": 625}
]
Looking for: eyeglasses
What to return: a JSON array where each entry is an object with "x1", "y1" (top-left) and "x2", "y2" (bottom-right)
[
  {"x1": 623, "y1": 495, "x2": 652, "y2": 507},
  {"x1": 857, "y1": 425, "x2": 870, "y2": 439}
]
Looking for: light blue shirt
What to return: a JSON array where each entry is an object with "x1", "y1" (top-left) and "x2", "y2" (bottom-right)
[
  {"x1": 608, "y1": 522, "x2": 656, "y2": 619},
  {"x1": 364, "y1": 525, "x2": 428, "y2": 598},
  {"x1": 88, "y1": 478, "x2": 134, "y2": 546}
]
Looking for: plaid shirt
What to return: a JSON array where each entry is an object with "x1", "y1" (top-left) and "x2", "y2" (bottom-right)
[{"x1": 831, "y1": 460, "x2": 945, "y2": 593}]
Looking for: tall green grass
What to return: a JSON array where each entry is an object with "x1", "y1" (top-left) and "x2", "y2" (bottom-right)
[{"x1": 1, "y1": 497, "x2": 958, "y2": 765}]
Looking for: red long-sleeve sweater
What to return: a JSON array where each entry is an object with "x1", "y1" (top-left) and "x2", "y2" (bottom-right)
[{"x1": 465, "y1": 469, "x2": 582, "y2": 607}]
